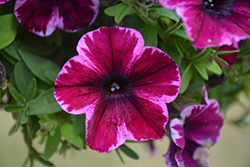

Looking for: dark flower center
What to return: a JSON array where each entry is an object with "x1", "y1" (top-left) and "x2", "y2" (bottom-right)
[
  {"x1": 100, "y1": 74, "x2": 132, "y2": 99},
  {"x1": 202, "y1": 0, "x2": 235, "y2": 15}
]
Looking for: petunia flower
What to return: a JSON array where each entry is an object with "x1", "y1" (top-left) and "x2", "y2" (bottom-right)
[
  {"x1": 14, "y1": 0, "x2": 99, "y2": 36},
  {"x1": 0, "y1": 0, "x2": 10, "y2": 4},
  {"x1": 163, "y1": 87, "x2": 223, "y2": 167},
  {"x1": 159, "y1": 0, "x2": 250, "y2": 49},
  {"x1": 214, "y1": 42, "x2": 238, "y2": 68},
  {"x1": 54, "y1": 26, "x2": 181, "y2": 153}
]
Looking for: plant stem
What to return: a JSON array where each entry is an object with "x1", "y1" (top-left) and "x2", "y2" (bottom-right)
[
  {"x1": 187, "y1": 48, "x2": 212, "y2": 63},
  {"x1": 164, "y1": 19, "x2": 183, "y2": 36}
]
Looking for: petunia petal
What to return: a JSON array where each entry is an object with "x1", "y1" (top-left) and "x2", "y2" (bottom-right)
[
  {"x1": 77, "y1": 26, "x2": 145, "y2": 76},
  {"x1": 164, "y1": 118, "x2": 185, "y2": 167},
  {"x1": 226, "y1": 1, "x2": 250, "y2": 41},
  {"x1": 214, "y1": 42, "x2": 238, "y2": 68},
  {"x1": 176, "y1": 6, "x2": 233, "y2": 48},
  {"x1": 181, "y1": 138, "x2": 201, "y2": 167},
  {"x1": 181, "y1": 99, "x2": 223, "y2": 145},
  {"x1": 170, "y1": 118, "x2": 185, "y2": 149},
  {"x1": 14, "y1": 0, "x2": 99, "y2": 36},
  {"x1": 130, "y1": 47, "x2": 181, "y2": 103},
  {"x1": 0, "y1": 0, "x2": 10, "y2": 4},
  {"x1": 159, "y1": 0, "x2": 201, "y2": 10},
  {"x1": 54, "y1": 55, "x2": 102, "y2": 114},
  {"x1": 164, "y1": 140, "x2": 182, "y2": 167},
  {"x1": 86, "y1": 94, "x2": 168, "y2": 153}
]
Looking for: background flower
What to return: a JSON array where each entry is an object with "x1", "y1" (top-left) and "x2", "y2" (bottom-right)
[
  {"x1": 159, "y1": 0, "x2": 250, "y2": 48},
  {"x1": 164, "y1": 87, "x2": 223, "y2": 167},
  {"x1": 54, "y1": 26, "x2": 181, "y2": 153},
  {"x1": 14, "y1": 0, "x2": 99, "y2": 36},
  {"x1": 0, "y1": 0, "x2": 10, "y2": 4}
]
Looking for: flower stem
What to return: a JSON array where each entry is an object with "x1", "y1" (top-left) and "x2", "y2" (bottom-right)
[
  {"x1": 164, "y1": 19, "x2": 183, "y2": 36},
  {"x1": 187, "y1": 48, "x2": 212, "y2": 63},
  {"x1": 132, "y1": 6, "x2": 167, "y2": 43}
]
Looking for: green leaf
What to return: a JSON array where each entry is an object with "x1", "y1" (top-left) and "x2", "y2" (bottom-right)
[
  {"x1": 141, "y1": 8, "x2": 148, "y2": 17},
  {"x1": 3, "y1": 104, "x2": 25, "y2": 112},
  {"x1": 59, "y1": 141, "x2": 68, "y2": 155},
  {"x1": 72, "y1": 114, "x2": 86, "y2": 134},
  {"x1": 25, "y1": 78, "x2": 37, "y2": 101},
  {"x1": 194, "y1": 62, "x2": 208, "y2": 80},
  {"x1": 0, "y1": 14, "x2": 18, "y2": 49},
  {"x1": 148, "y1": 7, "x2": 179, "y2": 21},
  {"x1": 43, "y1": 129, "x2": 61, "y2": 160},
  {"x1": 36, "y1": 156, "x2": 54, "y2": 167},
  {"x1": 174, "y1": 36, "x2": 196, "y2": 58},
  {"x1": 183, "y1": 83, "x2": 205, "y2": 95},
  {"x1": 8, "y1": 83, "x2": 26, "y2": 104},
  {"x1": 18, "y1": 49, "x2": 60, "y2": 85},
  {"x1": 162, "y1": 43, "x2": 181, "y2": 67},
  {"x1": 8, "y1": 123, "x2": 17, "y2": 136},
  {"x1": 27, "y1": 117, "x2": 40, "y2": 139},
  {"x1": 119, "y1": 144, "x2": 139, "y2": 160},
  {"x1": 3, "y1": 39, "x2": 21, "y2": 61},
  {"x1": 20, "y1": 110, "x2": 29, "y2": 124},
  {"x1": 0, "y1": 50, "x2": 18, "y2": 65},
  {"x1": 27, "y1": 88, "x2": 61, "y2": 115},
  {"x1": 209, "y1": 55, "x2": 228, "y2": 67},
  {"x1": 44, "y1": 69, "x2": 59, "y2": 83},
  {"x1": 115, "y1": 3, "x2": 132, "y2": 23},
  {"x1": 126, "y1": 14, "x2": 145, "y2": 30},
  {"x1": 201, "y1": 60, "x2": 222, "y2": 75},
  {"x1": 115, "y1": 149, "x2": 125, "y2": 164},
  {"x1": 139, "y1": 25, "x2": 157, "y2": 47},
  {"x1": 104, "y1": 5, "x2": 117, "y2": 16},
  {"x1": 179, "y1": 65, "x2": 192, "y2": 94},
  {"x1": 173, "y1": 27, "x2": 191, "y2": 41},
  {"x1": 60, "y1": 123, "x2": 84, "y2": 149},
  {"x1": 14, "y1": 61, "x2": 35, "y2": 96},
  {"x1": 177, "y1": 96, "x2": 196, "y2": 102},
  {"x1": 19, "y1": 33, "x2": 58, "y2": 56}
]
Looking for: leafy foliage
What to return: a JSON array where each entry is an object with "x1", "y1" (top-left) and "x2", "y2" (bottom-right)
[{"x1": 1, "y1": 0, "x2": 250, "y2": 166}]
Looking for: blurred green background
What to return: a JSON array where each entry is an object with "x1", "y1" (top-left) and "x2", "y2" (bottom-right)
[{"x1": 1, "y1": 93, "x2": 250, "y2": 167}]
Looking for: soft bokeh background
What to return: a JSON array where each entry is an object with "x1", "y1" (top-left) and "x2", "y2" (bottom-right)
[{"x1": 1, "y1": 93, "x2": 250, "y2": 167}]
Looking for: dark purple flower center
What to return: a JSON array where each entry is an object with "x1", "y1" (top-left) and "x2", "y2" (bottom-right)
[
  {"x1": 202, "y1": 0, "x2": 234, "y2": 15},
  {"x1": 100, "y1": 74, "x2": 132, "y2": 99}
]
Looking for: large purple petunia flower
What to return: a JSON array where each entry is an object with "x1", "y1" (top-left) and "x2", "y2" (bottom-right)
[
  {"x1": 54, "y1": 26, "x2": 181, "y2": 153},
  {"x1": 164, "y1": 87, "x2": 223, "y2": 167},
  {"x1": 159, "y1": 0, "x2": 250, "y2": 49},
  {"x1": 14, "y1": 0, "x2": 99, "y2": 36}
]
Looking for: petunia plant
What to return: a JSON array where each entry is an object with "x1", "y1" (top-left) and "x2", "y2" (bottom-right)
[{"x1": 1, "y1": 0, "x2": 250, "y2": 167}]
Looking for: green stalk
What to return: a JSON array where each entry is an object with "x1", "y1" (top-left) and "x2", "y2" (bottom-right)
[
  {"x1": 187, "y1": 48, "x2": 212, "y2": 63},
  {"x1": 164, "y1": 19, "x2": 183, "y2": 36},
  {"x1": 132, "y1": 6, "x2": 167, "y2": 43}
]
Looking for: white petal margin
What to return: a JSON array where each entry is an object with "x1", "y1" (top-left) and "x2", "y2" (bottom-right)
[{"x1": 170, "y1": 118, "x2": 185, "y2": 149}]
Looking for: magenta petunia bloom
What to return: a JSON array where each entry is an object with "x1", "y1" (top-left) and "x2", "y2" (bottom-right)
[
  {"x1": 54, "y1": 26, "x2": 181, "y2": 153},
  {"x1": 0, "y1": 0, "x2": 10, "y2": 4},
  {"x1": 159, "y1": 0, "x2": 250, "y2": 49},
  {"x1": 14, "y1": 0, "x2": 99, "y2": 36},
  {"x1": 164, "y1": 87, "x2": 223, "y2": 167},
  {"x1": 214, "y1": 42, "x2": 238, "y2": 68}
]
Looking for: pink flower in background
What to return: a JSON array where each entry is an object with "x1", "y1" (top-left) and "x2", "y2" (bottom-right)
[
  {"x1": 214, "y1": 42, "x2": 238, "y2": 68},
  {"x1": 164, "y1": 87, "x2": 223, "y2": 167},
  {"x1": 54, "y1": 27, "x2": 181, "y2": 153},
  {"x1": 14, "y1": 0, "x2": 99, "y2": 36},
  {"x1": 159, "y1": 0, "x2": 250, "y2": 49},
  {"x1": 0, "y1": 0, "x2": 10, "y2": 4}
]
